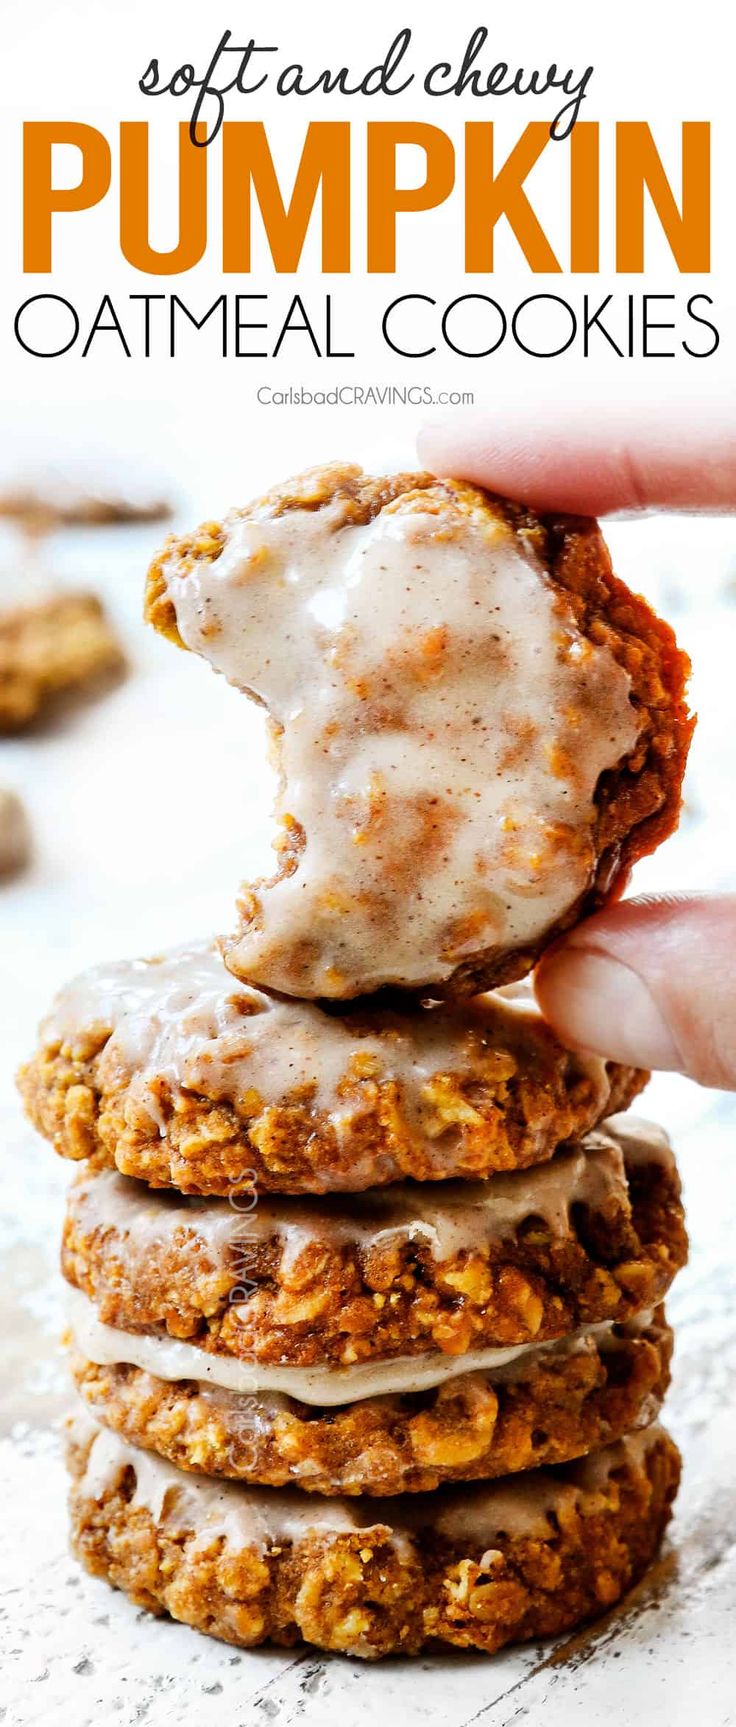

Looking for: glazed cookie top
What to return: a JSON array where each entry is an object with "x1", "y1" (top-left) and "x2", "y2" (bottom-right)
[
  {"x1": 146, "y1": 464, "x2": 692, "y2": 1000},
  {"x1": 67, "y1": 1282, "x2": 663, "y2": 1405},
  {"x1": 62, "y1": 1116, "x2": 685, "y2": 1371},
  {"x1": 0, "y1": 456, "x2": 171, "y2": 526},
  {"x1": 24, "y1": 941, "x2": 646, "y2": 1193},
  {"x1": 63, "y1": 1114, "x2": 675, "y2": 1274},
  {"x1": 71, "y1": 1412, "x2": 667, "y2": 1549}
]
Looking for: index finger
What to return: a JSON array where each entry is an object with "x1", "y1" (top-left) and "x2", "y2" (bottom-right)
[{"x1": 417, "y1": 409, "x2": 736, "y2": 516}]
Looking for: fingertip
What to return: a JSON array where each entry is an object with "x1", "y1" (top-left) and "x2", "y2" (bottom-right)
[
  {"x1": 416, "y1": 414, "x2": 611, "y2": 512},
  {"x1": 417, "y1": 409, "x2": 736, "y2": 515},
  {"x1": 535, "y1": 947, "x2": 682, "y2": 1073},
  {"x1": 416, "y1": 414, "x2": 480, "y2": 476}
]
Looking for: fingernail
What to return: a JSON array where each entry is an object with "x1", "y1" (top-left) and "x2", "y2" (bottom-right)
[{"x1": 536, "y1": 949, "x2": 681, "y2": 1071}]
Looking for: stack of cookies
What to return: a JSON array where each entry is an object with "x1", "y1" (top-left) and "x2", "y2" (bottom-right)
[{"x1": 20, "y1": 464, "x2": 693, "y2": 1660}]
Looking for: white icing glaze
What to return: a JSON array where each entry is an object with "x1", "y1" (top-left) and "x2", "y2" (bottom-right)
[
  {"x1": 76, "y1": 1420, "x2": 368, "y2": 1548},
  {"x1": 605, "y1": 1113, "x2": 674, "y2": 1165},
  {"x1": 157, "y1": 474, "x2": 639, "y2": 996},
  {"x1": 74, "y1": 1415, "x2": 665, "y2": 1548},
  {"x1": 41, "y1": 942, "x2": 611, "y2": 1183},
  {"x1": 67, "y1": 1286, "x2": 635, "y2": 1406},
  {"x1": 69, "y1": 1118, "x2": 668, "y2": 1275},
  {"x1": 431, "y1": 1425, "x2": 663, "y2": 1543}
]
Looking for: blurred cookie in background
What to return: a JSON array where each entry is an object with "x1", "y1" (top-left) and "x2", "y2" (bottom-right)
[
  {"x1": 0, "y1": 591, "x2": 126, "y2": 732},
  {"x1": 0, "y1": 459, "x2": 172, "y2": 532},
  {"x1": 0, "y1": 788, "x2": 31, "y2": 879}
]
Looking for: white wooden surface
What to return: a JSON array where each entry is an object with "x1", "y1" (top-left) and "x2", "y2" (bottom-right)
[{"x1": 1, "y1": 510, "x2": 736, "y2": 1727}]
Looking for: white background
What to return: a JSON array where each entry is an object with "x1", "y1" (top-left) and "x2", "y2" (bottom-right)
[{"x1": 1, "y1": 4, "x2": 735, "y2": 1723}]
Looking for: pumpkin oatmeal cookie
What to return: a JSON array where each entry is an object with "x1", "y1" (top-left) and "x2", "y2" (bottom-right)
[
  {"x1": 67, "y1": 1416, "x2": 680, "y2": 1658},
  {"x1": 61, "y1": 1118, "x2": 686, "y2": 1371},
  {"x1": 0, "y1": 788, "x2": 31, "y2": 877},
  {"x1": 68, "y1": 1300, "x2": 671, "y2": 1497},
  {"x1": 145, "y1": 464, "x2": 692, "y2": 1000},
  {"x1": 19, "y1": 944, "x2": 646, "y2": 1195},
  {"x1": 0, "y1": 467, "x2": 170, "y2": 528},
  {"x1": 0, "y1": 591, "x2": 125, "y2": 731}
]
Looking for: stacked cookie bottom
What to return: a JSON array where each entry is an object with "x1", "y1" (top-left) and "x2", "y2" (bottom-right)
[{"x1": 21, "y1": 952, "x2": 687, "y2": 1659}]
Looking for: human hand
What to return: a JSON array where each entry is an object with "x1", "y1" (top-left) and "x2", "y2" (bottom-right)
[
  {"x1": 418, "y1": 408, "x2": 736, "y2": 516},
  {"x1": 418, "y1": 409, "x2": 736, "y2": 1088}
]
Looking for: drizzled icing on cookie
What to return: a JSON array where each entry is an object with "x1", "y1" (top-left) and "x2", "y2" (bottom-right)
[{"x1": 155, "y1": 473, "x2": 639, "y2": 997}]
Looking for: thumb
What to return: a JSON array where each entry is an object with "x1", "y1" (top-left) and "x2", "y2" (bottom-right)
[{"x1": 534, "y1": 895, "x2": 736, "y2": 1090}]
